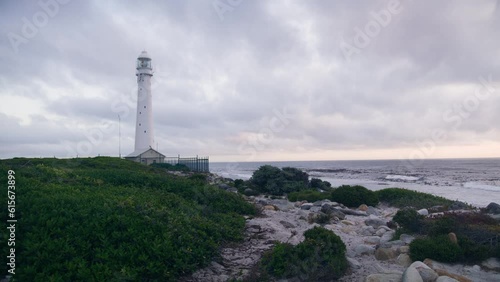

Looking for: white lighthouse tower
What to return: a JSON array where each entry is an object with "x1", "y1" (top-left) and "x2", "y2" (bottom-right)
[
  {"x1": 134, "y1": 51, "x2": 154, "y2": 151},
  {"x1": 125, "y1": 51, "x2": 165, "y2": 165}
]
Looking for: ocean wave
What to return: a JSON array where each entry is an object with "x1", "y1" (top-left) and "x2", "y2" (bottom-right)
[
  {"x1": 385, "y1": 175, "x2": 422, "y2": 182},
  {"x1": 462, "y1": 181, "x2": 500, "y2": 192}
]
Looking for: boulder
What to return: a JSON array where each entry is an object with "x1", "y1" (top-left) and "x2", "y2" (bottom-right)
[
  {"x1": 380, "y1": 230, "x2": 396, "y2": 243},
  {"x1": 309, "y1": 206, "x2": 322, "y2": 213},
  {"x1": 400, "y1": 234, "x2": 416, "y2": 244},
  {"x1": 321, "y1": 205, "x2": 346, "y2": 220},
  {"x1": 397, "y1": 254, "x2": 412, "y2": 267},
  {"x1": 448, "y1": 232, "x2": 458, "y2": 244},
  {"x1": 433, "y1": 270, "x2": 472, "y2": 282},
  {"x1": 376, "y1": 228, "x2": 387, "y2": 236},
  {"x1": 481, "y1": 257, "x2": 500, "y2": 272},
  {"x1": 365, "y1": 217, "x2": 387, "y2": 228},
  {"x1": 359, "y1": 204, "x2": 369, "y2": 211},
  {"x1": 403, "y1": 266, "x2": 423, "y2": 282},
  {"x1": 341, "y1": 220, "x2": 356, "y2": 226},
  {"x1": 263, "y1": 205, "x2": 276, "y2": 211},
  {"x1": 270, "y1": 199, "x2": 295, "y2": 211},
  {"x1": 359, "y1": 226, "x2": 376, "y2": 236},
  {"x1": 354, "y1": 244, "x2": 375, "y2": 256},
  {"x1": 399, "y1": 246, "x2": 410, "y2": 254},
  {"x1": 227, "y1": 187, "x2": 238, "y2": 193},
  {"x1": 486, "y1": 202, "x2": 500, "y2": 214},
  {"x1": 367, "y1": 206, "x2": 380, "y2": 216},
  {"x1": 417, "y1": 209, "x2": 429, "y2": 216},
  {"x1": 375, "y1": 247, "x2": 398, "y2": 261},
  {"x1": 364, "y1": 236, "x2": 381, "y2": 245},
  {"x1": 449, "y1": 201, "x2": 468, "y2": 210},
  {"x1": 428, "y1": 205, "x2": 447, "y2": 213},
  {"x1": 218, "y1": 183, "x2": 232, "y2": 190},
  {"x1": 366, "y1": 273, "x2": 403, "y2": 282},
  {"x1": 300, "y1": 203, "x2": 313, "y2": 210},
  {"x1": 338, "y1": 208, "x2": 368, "y2": 216}
]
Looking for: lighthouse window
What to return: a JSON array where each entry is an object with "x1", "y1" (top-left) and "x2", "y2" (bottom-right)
[
  {"x1": 139, "y1": 111, "x2": 141, "y2": 114},
  {"x1": 139, "y1": 123, "x2": 141, "y2": 126},
  {"x1": 144, "y1": 130, "x2": 146, "y2": 133},
  {"x1": 144, "y1": 106, "x2": 146, "y2": 108}
]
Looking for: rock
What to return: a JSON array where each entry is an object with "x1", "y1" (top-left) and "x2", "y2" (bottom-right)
[
  {"x1": 433, "y1": 269, "x2": 472, "y2": 282},
  {"x1": 375, "y1": 247, "x2": 398, "y2": 261},
  {"x1": 300, "y1": 203, "x2": 313, "y2": 210},
  {"x1": 313, "y1": 200, "x2": 324, "y2": 206},
  {"x1": 367, "y1": 206, "x2": 380, "y2": 216},
  {"x1": 359, "y1": 226, "x2": 376, "y2": 236},
  {"x1": 418, "y1": 269, "x2": 438, "y2": 282},
  {"x1": 364, "y1": 236, "x2": 381, "y2": 245},
  {"x1": 366, "y1": 273, "x2": 403, "y2": 282},
  {"x1": 341, "y1": 220, "x2": 355, "y2": 226},
  {"x1": 400, "y1": 234, "x2": 416, "y2": 244},
  {"x1": 338, "y1": 208, "x2": 368, "y2": 216},
  {"x1": 486, "y1": 202, "x2": 500, "y2": 214},
  {"x1": 243, "y1": 188, "x2": 257, "y2": 195},
  {"x1": 347, "y1": 257, "x2": 362, "y2": 269},
  {"x1": 448, "y1": 232, "x2": 458, "y2": 244},
  {"x1": 399, "y1": 246, "x2": 410, "y2": 254},
  {"x1": 481, "y1": 257, "x2": 500, "y2": 272},
  {"x1": 380, "y1": 230, "x2": 396, "y2": 243},
  {"x1": 321, "y1": 205, "x2": 346, "y2": 220},
  {"x1": 397, "y1": 254, "x2": 412, "y2": 267},
  {"x1": 359, "y1": 204, "x2": 369, "y2": 211},
  {"x1": 417, "y1": 209, "x2": 429, "y2": 216},
  {"x1": 354, "y1": 244, "x2": 375, "y2": 256},
  {"x1": 270, "y1": 199, "x2": 295, "y2": 211},
  {"x1": 329, "y1": 201, "x2": 339, "y2": 207},
  {"x1": 403, "y1": 266, "x2": 423, "y2": 282},
  {"x1": 279, "y1": 220, "x2": 295, "y2": 229},
  {"x1": 365, "y1": 217, "x2": 387, "y2": 228},
  {"x1": 436, "y1": 277, "x2": 459, "y2": 282},
  {"x1": 449, "y1": 201, "x2": 468, "y2": 210},
  {"x1": 376, "y1": 228, "x2": 387, "y2": 236},
  {"x1": 263, "y1": 205, "x2": 276, "y2": 211},
  {"x1": 309, "y1": 206, "x2": 322, "y2": 213}
]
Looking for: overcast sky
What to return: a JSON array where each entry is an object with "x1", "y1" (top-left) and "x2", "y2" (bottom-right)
[{"x1": 1, "y1": 0, "x2": 499, "y2": 162}]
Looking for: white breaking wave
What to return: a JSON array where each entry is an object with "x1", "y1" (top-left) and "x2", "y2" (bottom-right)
[{"x1": 385, "y1": 175, "x2": 421, "y2": 182}]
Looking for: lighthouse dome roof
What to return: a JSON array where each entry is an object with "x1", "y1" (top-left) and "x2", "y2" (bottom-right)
[{"x1": 138, "y1": 50, "x2": 151, "y2": 60}]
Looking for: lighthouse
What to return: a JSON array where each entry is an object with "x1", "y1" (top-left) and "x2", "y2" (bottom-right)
[
  {"x1": 135, "y1": 51, "x2": 154, "y2": 151},
  {"x1": 125, "y1": 51, "x2": 165, "y2": 165}
]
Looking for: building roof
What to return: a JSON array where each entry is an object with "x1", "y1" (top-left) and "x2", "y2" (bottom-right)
[
  {"x1": 138, "y1": 50, "x2": 151, "y2": 60},
  {"x1": 125, "y1": 147, "x2": 165, "y2": 158}
]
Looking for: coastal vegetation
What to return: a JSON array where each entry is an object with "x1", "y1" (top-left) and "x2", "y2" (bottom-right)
[
  {"x1": 259, "y1": 226, "x2": 348, "y2": 281},
  {"x1": 0, "y1": 157, "x2": 255, "y2": 281}
]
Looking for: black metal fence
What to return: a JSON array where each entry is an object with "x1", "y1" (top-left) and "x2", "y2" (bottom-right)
[{"x1": 164, "y1": 156, "x2": 209, "y2": 172}]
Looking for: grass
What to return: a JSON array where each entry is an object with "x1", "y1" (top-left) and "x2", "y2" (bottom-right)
[
  {"x1": 375, "y1": 188, "x2": 454, "y2": 209},
  {"x1": 0, "y1": 157, "x2": 255, "y2": 281}
]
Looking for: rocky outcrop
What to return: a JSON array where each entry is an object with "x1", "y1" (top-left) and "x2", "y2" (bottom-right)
[{"x1": 486, "y1": 202, "x2": 500, "y2": 214}]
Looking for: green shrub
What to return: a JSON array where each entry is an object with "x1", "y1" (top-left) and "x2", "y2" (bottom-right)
[
  {"x1": 330, "y1": 185, "x2": 379, "y2": 207},
  {"x1": 409, "y1": 235, "x2": 463, "y2": 262},
  {"x1": 260, "y1": 227, "x2": 347, "y2": 280},
  {"x1": 393, "y1": 208, "x2": 424, "y2": 233},
  {"x1": 310, "y1": 178, "x2": 332, "y2": 190},
  {"x1": 150, "y1": 162, "x2": 190, "y2": 171},
  {"x1": 376, "y1": 188, "x2": 453, "y2": 209},
  {"x1": 288, "y1": 190, "x2": 330, "y2": 202},
  {"x1": 250, "y1": 165, "x2": 309, "y2": 195},
  {"x1": 0, "y1": 157, "x2": 254, "y2": 281}
]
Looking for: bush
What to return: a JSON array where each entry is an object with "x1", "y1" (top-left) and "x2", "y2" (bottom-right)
[
  {"x1": 288, "y1": 190, "x2": 330, "y2": 202},
  {"x1": 376, "y1": 188, "x2": 453, "y2": 209},
  {"x1": 250, "y1": 166, "x2": 309, "y2": 195},
  {"x1": 409, "y1": 235, "x2": 463, "y2": 262},
  {"x1": 393, "y1": 208, "x2": 424, "y2": 233},
  {"x1": 260, "y1": 227, "x2": 347, "y2": 280},
  {"x1": 150, "y1": 162, "x2": 190, "y2": 171},
  {"x1": 330, "y1": 185, "x2": 379, "y2": 207},
  {"x1": 0, "y1": 157, "x2": 254, "y2": 281},
  {"x1": 310, "y1": 178, "x2": 332, "y2": 190}
]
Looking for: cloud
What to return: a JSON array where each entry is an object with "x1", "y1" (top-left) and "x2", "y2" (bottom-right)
[{"x1": 1, "y1": 0, "x2": 499, "y2": 161}]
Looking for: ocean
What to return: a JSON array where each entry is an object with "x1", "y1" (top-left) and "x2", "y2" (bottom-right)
[{"x1": 210, "y1": 158, "x2": 500, "y2": 207}]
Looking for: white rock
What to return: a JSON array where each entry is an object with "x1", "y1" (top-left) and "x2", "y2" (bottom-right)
[
  {"x1": 400, "y1": 234, "x2": 416, "y2": 244},
  {"x1": 417, "y1": 208, "x2": 429, "y2": 216},
  {"x1": 376, "y1": 228, "x2": 387, "y2": 236},
  {"x1": 364, "y1": 236, "x2": 381, "y2": 245},
  {"x1": 347, "y1": 257, "x2": 362, "y2": 269},
  {"x1": 300, "y1": 203, "x2": 313, "y2": 210},
  {"x1": 403, "y1": 266, "x2": 423, "y2": 282},
  {"x1": 380, "y1": 230, "x2": 395, "y2": 243},
  {"x1": 397, "y1": 254, "x2": 412, "y2": 267}
]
